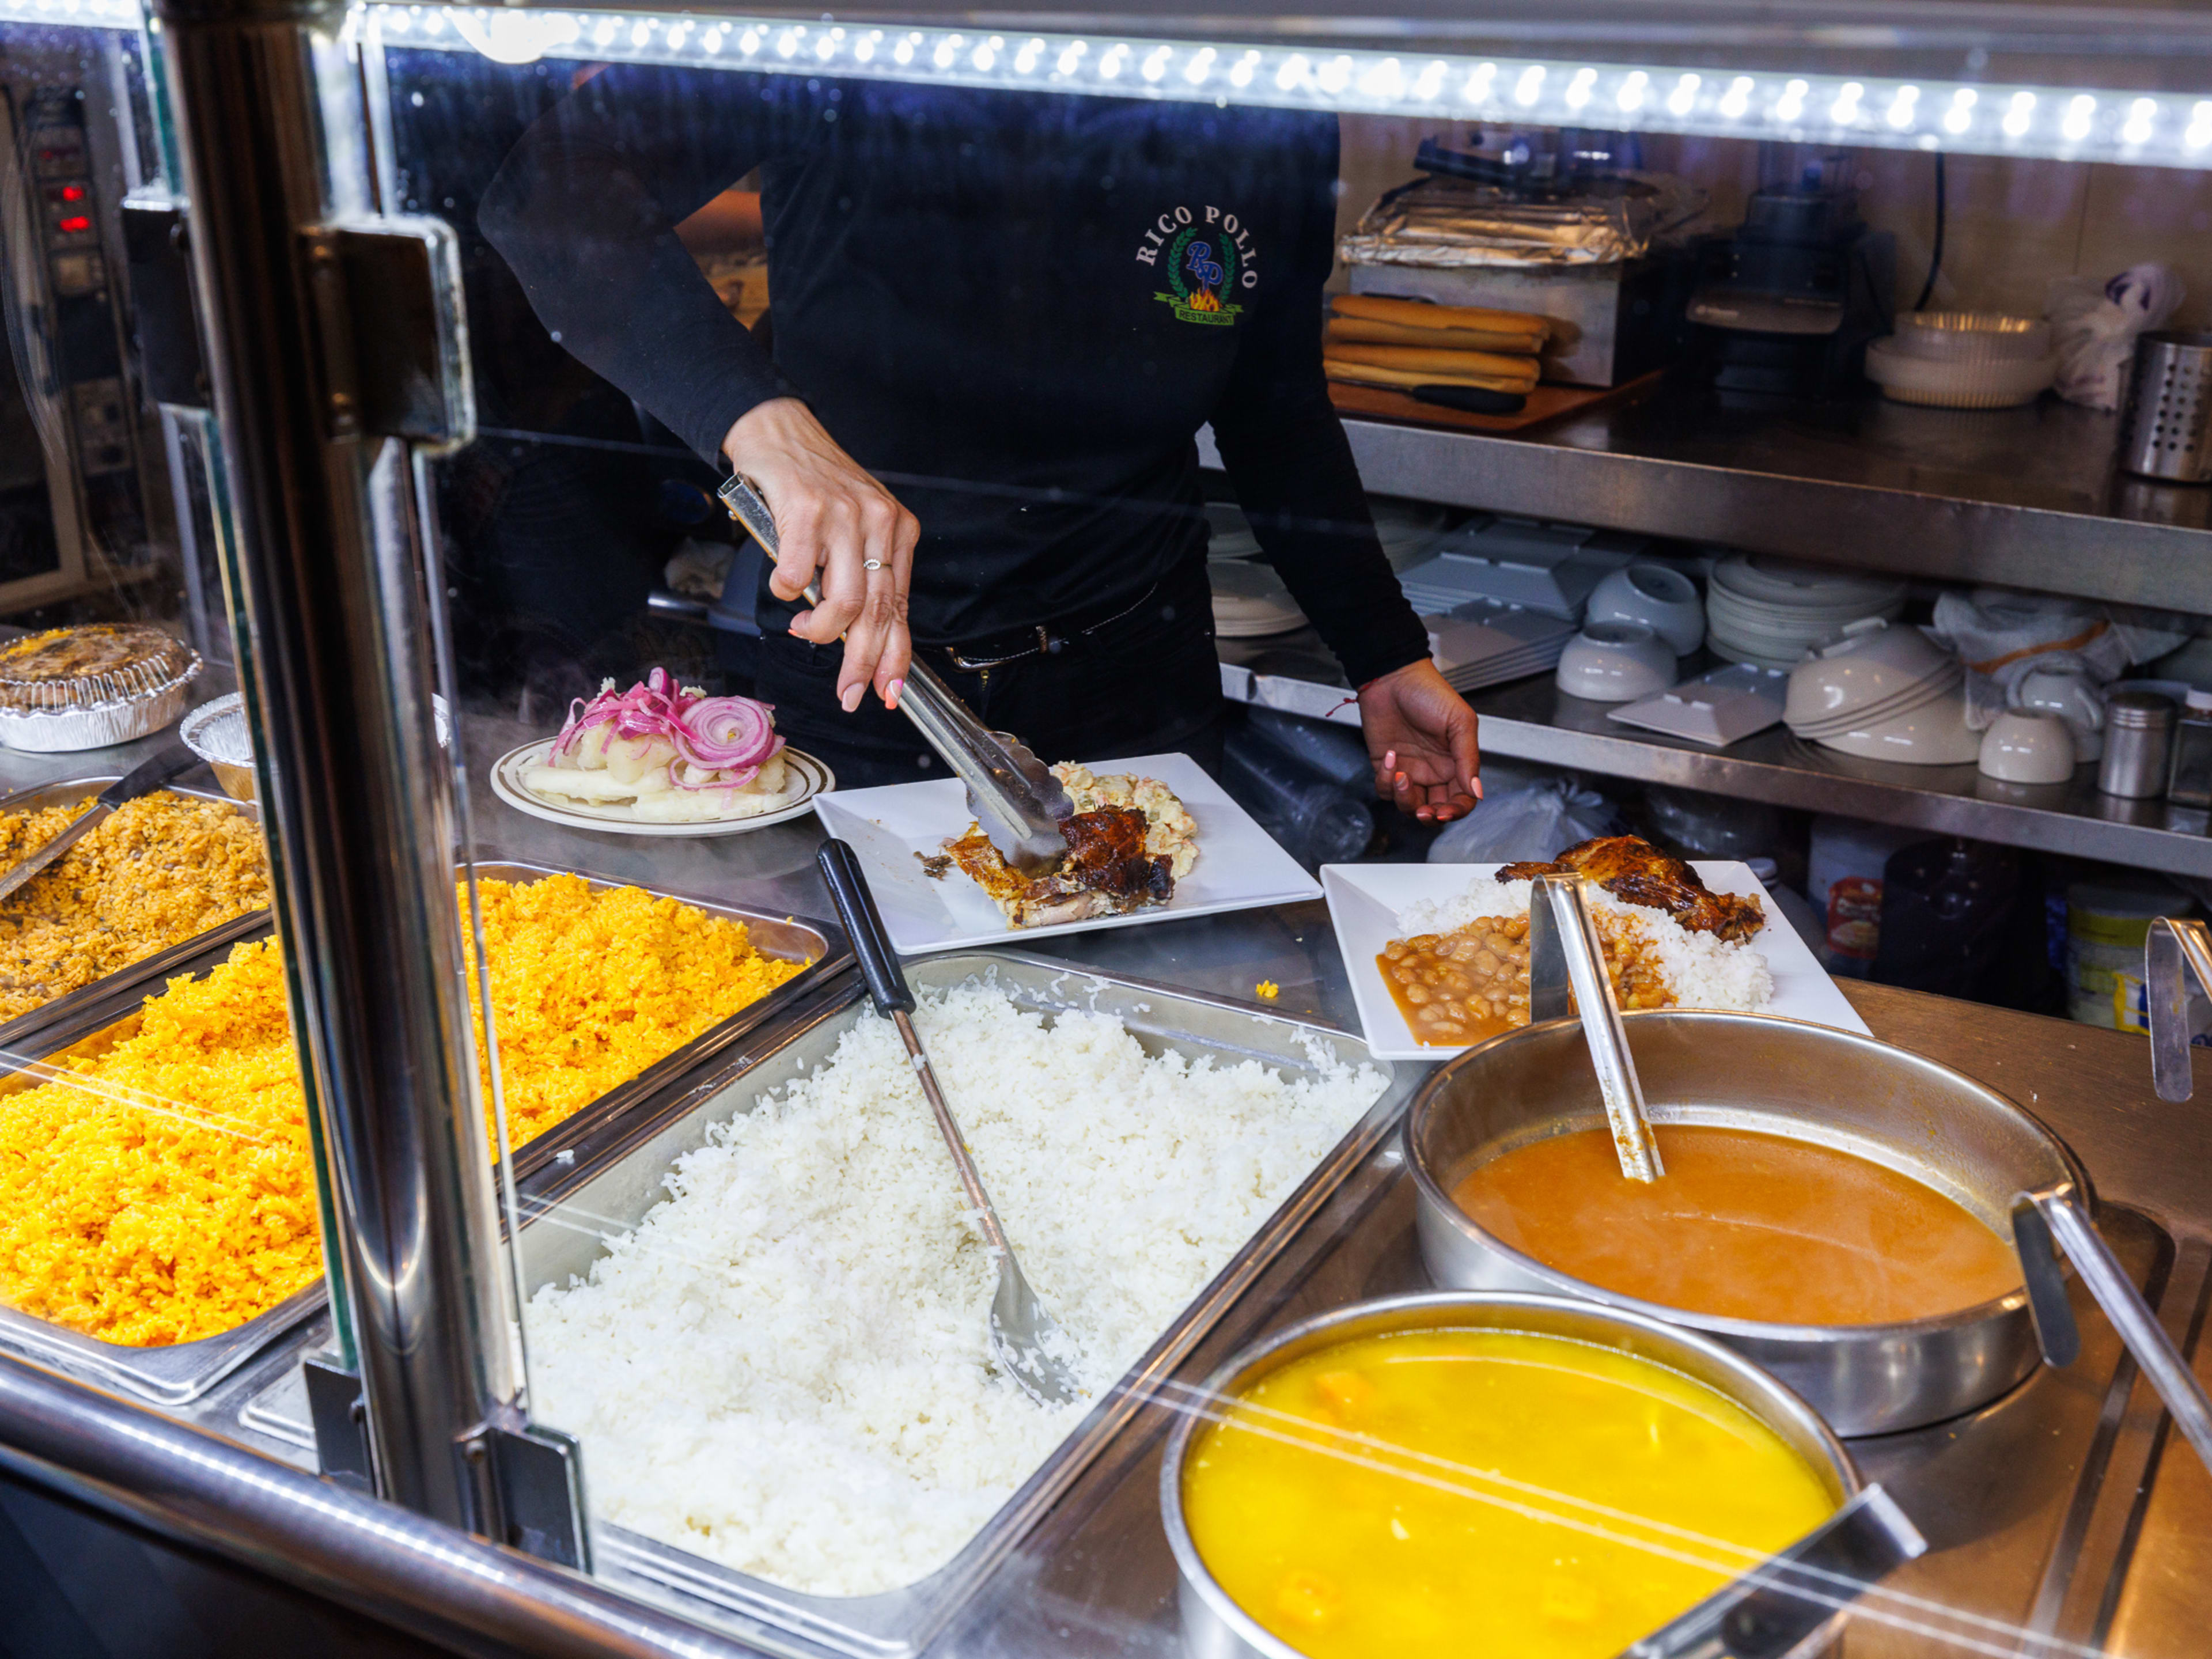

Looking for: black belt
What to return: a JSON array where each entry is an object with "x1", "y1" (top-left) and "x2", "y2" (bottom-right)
[{"x1": 926, "y1": 581, "x2": 1161, "y2": 672}]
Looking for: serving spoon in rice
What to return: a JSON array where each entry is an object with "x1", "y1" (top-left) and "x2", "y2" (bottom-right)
[{"x1": 819, "y1": 839, "x2": 1086, "y2": 1406}]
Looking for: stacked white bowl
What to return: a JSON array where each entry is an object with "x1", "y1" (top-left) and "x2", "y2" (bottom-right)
[
  {"x1": 1784, "y1": 619, "x2": 1980, "y2": 765},
  {"x1": 1707, "y1": 555, "x2": 1908, "y2": 670}
]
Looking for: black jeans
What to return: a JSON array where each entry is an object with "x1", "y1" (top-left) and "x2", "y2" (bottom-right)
[{"x1": 758, "y1": 559, "x2": 1224, "y2": 790}]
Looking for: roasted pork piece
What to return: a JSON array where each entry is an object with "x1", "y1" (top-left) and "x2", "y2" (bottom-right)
[
  {"x1": 946, "y1": 806, "x2": 1175, "y2": 928},
  {"x1": 1499, "y1": 835, "x2": 1766, "y2": 944}
]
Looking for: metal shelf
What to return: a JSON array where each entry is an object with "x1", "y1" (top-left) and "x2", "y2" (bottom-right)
[
  {"x1": 1206, "y1": 387, "x2": 2212, "y2": 615},
  {"x1": 1218, "y1": 651, "x2": 2212, "y2": 876}
]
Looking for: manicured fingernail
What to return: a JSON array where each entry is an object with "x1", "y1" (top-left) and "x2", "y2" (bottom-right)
[
  {"x1": 1383, "y1": 749, "x2": 1397, "y2": 770},
  {"x1": 886, "y1": 677, "x2": 904, "y2": 709},
  {"x1": 841, "y1": 684, "x2": 863, "y2": 713}
]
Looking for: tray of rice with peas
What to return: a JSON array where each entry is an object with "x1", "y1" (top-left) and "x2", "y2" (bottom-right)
[
  {"x1": 0, "y1": 869, "x2": 840, "y2": 1404},
  {"x1": 0, "y1": 777, "x2": 272, "y2": 1042},
  {"x1": 502, "y1": 952, "x2": 1413, "y2": 1659}
]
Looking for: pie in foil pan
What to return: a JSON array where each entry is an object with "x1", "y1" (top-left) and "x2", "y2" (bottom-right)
[{"x1": 0, "y1": 624, "x2": 204, "y2": 751}]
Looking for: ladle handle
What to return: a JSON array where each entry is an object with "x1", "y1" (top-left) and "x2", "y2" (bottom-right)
[
  {"x1": 2147, "y1": 915, "x2": 2212, "y2": 1103},
  {"x1": 1624, "y1": 1484, "x2": 1926, "y2": 1659},
  {"x1": 2014, "y1": 1182, "x2": 2212, "y2": 1478},
  {"x1": 818, "y1": 839, "x2": 914, "y2": 1015},
  {"x1": 1529, "y1": 873, "x2": 1664, "y2": 1183}
]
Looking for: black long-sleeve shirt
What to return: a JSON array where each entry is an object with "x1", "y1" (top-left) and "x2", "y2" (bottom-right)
[{"x1": 480, "y1": 69, "x2": 1429, "y2": 686}]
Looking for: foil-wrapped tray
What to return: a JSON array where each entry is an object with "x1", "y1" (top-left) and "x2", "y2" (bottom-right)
[{"x1": 0, "y1": 624, "x2": 203, "y2": 752}]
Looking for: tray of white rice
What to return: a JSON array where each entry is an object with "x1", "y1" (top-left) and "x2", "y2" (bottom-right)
[
  {"x1": 505, "y1": 952, "x2": 1409, "y2": 1657},
  {"x1": 1323, "y1": 859, "x2": 1868, "y2": 1060}
]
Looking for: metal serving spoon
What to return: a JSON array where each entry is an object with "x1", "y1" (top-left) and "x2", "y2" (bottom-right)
[
  {"x1": 816, "y1": 839, "x2": 1085, "y2": 1406},
  {"x1": 1526, "y1": 870, "x2": 1665, "y2": 1182}
]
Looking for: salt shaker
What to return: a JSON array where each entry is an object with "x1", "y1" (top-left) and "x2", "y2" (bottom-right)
[
  {"x1": 2100, "y1": 691, "x2": 2177, "y2": 799},
  {"x1": 2167, "y1": 689, "x2": 2212, "y2": 809}
]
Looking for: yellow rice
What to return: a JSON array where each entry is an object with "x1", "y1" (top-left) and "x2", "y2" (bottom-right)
[
  {"x1": 0, "y1": 791, "x2": 270, "y2": 1023},
  {"x1": 0, "y1": 873, "x2": 805, "y2": 1347}
]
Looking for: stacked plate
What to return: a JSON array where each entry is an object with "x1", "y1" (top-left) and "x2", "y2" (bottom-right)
[
  {"x1": 1422, "y1": 602, "x2": 1579, "y2": 694},
  {"x1": 1210, "y1": 559, "x2": 1310, "y2": 638},
  {"x1": 1785, "y1": 619, "x2": 1979, "y2": 765},
  {"x1": 1706, "y1": 556, "x2": 1908, "y2": 670},
  {"x1": 1397, "y1": 518, "x2": 1647, "y2": 620}
]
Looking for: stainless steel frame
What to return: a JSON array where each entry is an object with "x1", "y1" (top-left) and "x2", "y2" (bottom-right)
[
  {"x1": 0, "y1": 772, "x2": 268, "y2": 1050},
  {"x1": 507, "y1": 951, "x2": 1415, "y2": 1659}
]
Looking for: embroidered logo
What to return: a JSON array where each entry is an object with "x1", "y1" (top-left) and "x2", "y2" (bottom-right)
[{"x1": 1134, "y1": 204, "x2": 1257, "y2": 326}]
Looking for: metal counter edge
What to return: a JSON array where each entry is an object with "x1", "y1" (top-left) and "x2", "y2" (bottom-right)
[{"x1": 0, "y1": 1349, "x2": 758, "y2": 1659}]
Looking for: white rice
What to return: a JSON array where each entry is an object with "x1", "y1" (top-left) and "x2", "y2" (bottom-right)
[
  {"x1": 1397, "y1": 876, "x2": 1775, "y2": 1012},
  {"x1": 524, "y1": 979, "x2": 1382, "y2": 1597}
]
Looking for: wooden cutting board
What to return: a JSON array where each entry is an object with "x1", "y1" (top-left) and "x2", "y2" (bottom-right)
[{"x1": 1328, "y1": 369, "x2": 1665, "y2": 435}]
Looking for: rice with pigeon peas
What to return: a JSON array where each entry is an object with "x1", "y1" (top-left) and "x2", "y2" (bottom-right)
[{"x1": 522, "y1": 979, "x2": 1384, "y2": 1597}]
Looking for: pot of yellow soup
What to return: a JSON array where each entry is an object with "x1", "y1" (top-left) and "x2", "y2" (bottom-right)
[
  {"x1": 1161, "y1": 1291, "x2": 1888, "y2": 1659},
  {"x1": 1406, "y1": 1010, "x2": 2089, "y2": 1435}
]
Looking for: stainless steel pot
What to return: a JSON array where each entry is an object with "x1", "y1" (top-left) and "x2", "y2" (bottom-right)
[
  {"x1": 1159, "y1": 1291, "x2": 1900, "y2": 1659},
  {"x1": 1407, "y1": 1012, "x2": 2089, "y2": 1436}
]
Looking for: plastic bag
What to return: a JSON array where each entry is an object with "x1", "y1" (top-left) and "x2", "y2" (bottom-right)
[
  {"x1": 1428, "y1": 778, "x2": 1614, "y2": 864},
  {"x1": 2047, "y1": 263, "x2": 2184, "y2": 411}
]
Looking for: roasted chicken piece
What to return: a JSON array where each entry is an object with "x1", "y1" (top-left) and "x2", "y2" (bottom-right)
[
  {"x1": 1499, "y1": 835, "x2": 1765, "y2": 944},
  {"x1": 946, "y1": 806, "x2": 1175, "y2": 929}
]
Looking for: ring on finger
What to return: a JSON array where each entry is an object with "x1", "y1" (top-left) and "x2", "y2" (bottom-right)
[{"x1": 862, "y1": 558, "x2": 884, "y2": 571}]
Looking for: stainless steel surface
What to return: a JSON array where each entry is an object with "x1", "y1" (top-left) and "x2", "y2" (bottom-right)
[
  {"x1": 2099, "y1": 692, "x2": 2177, "y2": 801},
  {"x1": 154, "y1": 0, "x2": 516, "y2": 1530},
  {"x1": 0, "y1": 741, "x2": 195, "y2": 903},
  {"x1": 0, "y1": 1349, "x2": 775, "y2": 1659},
  {"x1": 1200, "y1": 388, "x2": 2212, "y2": 612},
  {"x1": 1405, "y1": 1010, "x2": 2084, "y2": 1434},
  {"x1": 719, "y1": 471, "x2": 1073, "y2": 872},
  {"x1": 893, "y1": 1005, "x2": 1084, "y2": 1407},
  {"x1": 2148, "y1": 916, "x2": 2212, "y2": 1104},
  {"x1": 1155, "y1": 1291, "x2": 1870, "y2": 1659},
  {"x1": 2031, "y1": 1181, "x2": 2212, "y2": 1478},
  {"x1": 1530, "y1": 873, "x2": 1662, "y2": 1181},
  {"x1": 509, "y1": 949, "x2": 1415, "y2": 1659},
  {"x1": 0, "y1": 770, "x2": 266, "y2": 1050},
  {"x1": 2119, "y1": 332, "x2": 2212, "y2": 484}
]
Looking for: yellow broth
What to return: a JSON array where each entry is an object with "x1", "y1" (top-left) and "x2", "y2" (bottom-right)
[{"x1": 1182, "y1": 1327, "x2": 1837, "y2": 1659}]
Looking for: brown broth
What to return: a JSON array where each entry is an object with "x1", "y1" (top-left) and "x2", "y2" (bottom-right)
[{"x1": 1449, "y1": 1124, "x2": 2023, "y2": 1326}]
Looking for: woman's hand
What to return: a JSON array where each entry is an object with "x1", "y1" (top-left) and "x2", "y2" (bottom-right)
[
  {"x1": 723, "y1": 397, "x2": 920, "y2": 712},
  {"x1": 1357, "y1": 660, "x2": 1482, "y2": 823}
]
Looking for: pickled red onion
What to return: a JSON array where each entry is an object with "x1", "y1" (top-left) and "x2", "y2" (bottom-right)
[{"x1": 550, "y1": 672, "x2": 782, "y2": 796}]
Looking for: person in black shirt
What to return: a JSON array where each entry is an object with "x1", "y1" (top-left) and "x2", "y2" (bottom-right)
[{"x1": 482, "y1": 66, "x2": 1480, "y2": 816}]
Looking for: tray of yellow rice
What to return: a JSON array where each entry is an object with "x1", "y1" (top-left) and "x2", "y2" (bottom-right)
[
  {"x1": 0, "y1": 775, "x2": 274, "y2": 1048},
  {"x1": 0, "y1": 866, "x2": 844, "y2": 1405}
]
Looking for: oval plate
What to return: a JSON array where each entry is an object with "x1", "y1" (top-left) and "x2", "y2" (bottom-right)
[{"x1": 488, "y1": 738, "x2": 833, "y2": 837}]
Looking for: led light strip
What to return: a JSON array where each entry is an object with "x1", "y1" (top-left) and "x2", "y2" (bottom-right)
[
  {"x1": 0, "y1": 0, "x2": 144, "y2": 29},
  {"x1": 365, "y1": 5, "x2": 2212, "y2": 171},
  {"x1": 3, "y1": 0, "x2": 2209, "y2": 171}
]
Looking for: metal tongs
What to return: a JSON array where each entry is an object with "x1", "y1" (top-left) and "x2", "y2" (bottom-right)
[
  {"x1": 1528, "y1": 871, "x2": 1665, "y2": 1183},
  {"x1": 2006, "y1": 914, "x2": 2212, "y2": 1482},
  {"x1": 720, "y1": 473, "x2": 1071, "y2": 872}
]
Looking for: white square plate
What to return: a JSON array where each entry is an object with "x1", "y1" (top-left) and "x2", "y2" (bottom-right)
[
  {"x1": 1321, "y1": 860, "x2": 1869, "y2": 1060},
  {"x1": 812, "y1": 752, "x2": 1321, "y2": 956}
]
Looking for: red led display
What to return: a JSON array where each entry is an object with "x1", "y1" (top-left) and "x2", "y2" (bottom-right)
[
  {"x1": 59, "y1": 184, "x2": 86, "y2": 203},
  {"x1": 56, "y1": 214, "x2": 92, "y2": 234}
]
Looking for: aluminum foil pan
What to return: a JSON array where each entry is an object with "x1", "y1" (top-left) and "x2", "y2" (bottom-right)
[
  {"x1": 0, "y1": 624, "x2": 203, "y2": 752},
  {"x1": 1339, "y1": 175, "x2": 1696, "y2": 270},
  {"x1": 181, "y1": 690, "x2": 452, "y2": 802}
]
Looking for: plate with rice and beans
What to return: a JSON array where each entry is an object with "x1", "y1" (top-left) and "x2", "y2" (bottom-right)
[{"x1": 1324, "y1": 836, "x2": 1866, "y2": 1060}]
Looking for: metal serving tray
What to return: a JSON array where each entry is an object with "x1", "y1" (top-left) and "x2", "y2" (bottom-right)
[
  {"x1": 0, "y1": 863, "x2": 844, "y2": 1410},
  {"x1": 468, "y1": 861, "x2": 847, "y2": 1183},
  {"x1": 0, "y1": 774, "x2": 270, "y2": 1054},
  {"x1": 507, "y1": 950, "x2": 1418, "y2": 1659}
]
